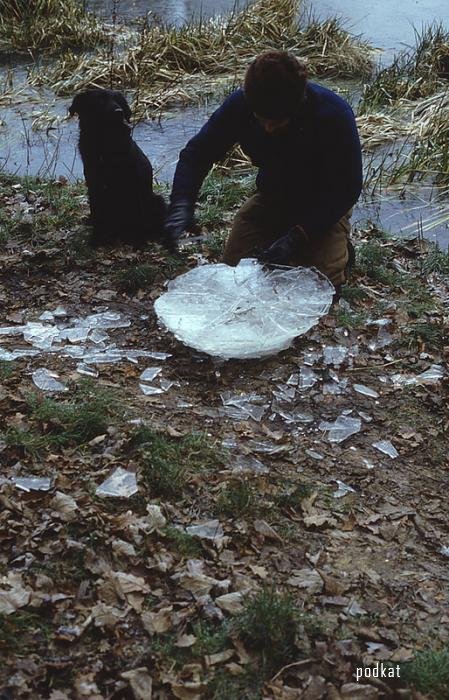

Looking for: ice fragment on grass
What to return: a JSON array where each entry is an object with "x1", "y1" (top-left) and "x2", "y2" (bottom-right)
[
  {"x1": 154, "y1": 259, "x2": 334, "y2": 360},
  {"x1": 12, "y1": 476, "x2": 52, "y2": 492},
  {"x1": 353, "y1": 384, "x2": 379, "y2": 398},
  {"x1": 230, "y1": 455, "x2": 269, "y2": 475},
  {"x1": 95, "y1": 467, "x2": 138, "y2": 497},
  {"x1": 76, "y1": 363, "x2": 99, "y2": 377},
  {"x1": 220, "y1": 391, "x2": 267, "y2": 422},
  {"x1": 323, "y1": 345, "x2": 348, "y2": 366},
  {"x1": 334, "y1": 480, "x2": 356, "y2": 498},
  {"x1": 368, "y1": 325, "x2": 394, "y2": 351},
  {"x1": 140, "y1": 367, "x2": 162, "y2": 382},
  {"x1": 305, "y1": 449, "x2": 324, "y2": 461},
  {"x1": 32, "y1": 368, "x2": 67, "y2": 392},
  {"x1": 372, "y1": 439, "x2": 398, "y2": 459},
  {"x1": 186, "y1": 520, "x2": 224, "y2": 543},
  {"x1": 78, "y1": 311, "x2": 130, "y2": 329},
  {"x1": 319, "y1": 415, "x2": 361, "y2": 443},
  {"x1": 0, "y1": 326, "x2": 25, "y2": 336},
  {"x1": 140, "y1": 384, "x2": 164, "y2": 396},
  {"x1": 391, "y1": 364, "x2": 445, "y2": 386},
  {"x1": 298, "y1": 366, "x2": 318, "y2": 389},
  {"x1": 23, "y1": 322, "x2": 61, "y2": 350}
]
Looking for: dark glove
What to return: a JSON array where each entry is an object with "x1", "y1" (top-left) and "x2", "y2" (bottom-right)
[
  {"x1": 257, "y1": 225, "x2": 308, "y2": 266},
  {"x1": 162, "y1": 199, "x2": 195, "y2": 252}
]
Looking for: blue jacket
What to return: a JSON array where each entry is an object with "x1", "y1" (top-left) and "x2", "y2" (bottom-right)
[{"x1": 171, "y1": 84, "x2": 363, "y2": 238}]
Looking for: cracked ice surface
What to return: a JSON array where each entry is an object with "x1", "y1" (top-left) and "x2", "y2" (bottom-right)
[{"x1": 154, "y1": 259, "x2": 334, "y2": 360}]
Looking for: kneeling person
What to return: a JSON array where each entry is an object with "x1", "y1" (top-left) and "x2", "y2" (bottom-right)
[{"x1": 164, "y1": 50, "x2": 363, "y2": 294}]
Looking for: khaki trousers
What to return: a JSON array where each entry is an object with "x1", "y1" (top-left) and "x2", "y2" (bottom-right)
[{"x1": 222, "y1": 193, "x2": 351, "y2": 287}]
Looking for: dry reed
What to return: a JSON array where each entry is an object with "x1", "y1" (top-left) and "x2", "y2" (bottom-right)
[
  {"x1": 0, "y1": 0, "x2": 105, "y2": 54},
  {"x1": 29, "y1": 0, "x2": 373, "y2": 118}
]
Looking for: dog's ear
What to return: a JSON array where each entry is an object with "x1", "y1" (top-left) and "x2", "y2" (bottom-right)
[
  {"x1": 113, "y1": 91, "x2": 132, "y2": 121},
  {"x1": 69, "y1": 93, "x2": 82, "y2": 117}
]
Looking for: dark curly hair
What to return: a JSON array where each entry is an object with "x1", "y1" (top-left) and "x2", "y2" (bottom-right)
[{"x1": 244, "y1": 50, "x2": 308, "y2": 119}]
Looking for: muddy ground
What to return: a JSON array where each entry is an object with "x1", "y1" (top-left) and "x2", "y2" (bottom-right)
[{"x1": 0, "y1": 174, "x2": 448, "y2": 699}]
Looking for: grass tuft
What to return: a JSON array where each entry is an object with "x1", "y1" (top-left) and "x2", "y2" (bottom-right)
[
  {"x1": 134, "y1": 427, "x2": 224, "y2": 498},
  {"x1": 162, "y1": 526, "x2": 202, "y2": 557},
  {"x1": 401, "y1": 648, "x2": 449, "y2": 699},
  {"x1": 234, "y1": 588, "x2": 299, "y2": 673},
  {"x1": 2, "y1": 381, "x2": 117, "y2": 454},
  {"x1": 217, "y1": 481, "x2": 258, "y2": 518}
]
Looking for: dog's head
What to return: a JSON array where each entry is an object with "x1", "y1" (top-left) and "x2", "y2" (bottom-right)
[{"x1": 68, "y1": 88, "x2": 132, "y2": 127}]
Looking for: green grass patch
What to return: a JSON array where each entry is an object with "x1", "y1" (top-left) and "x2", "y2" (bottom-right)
[
  {"x1": 2, "y1": 380, "x2": 118, "y2": 454},
  {"x1": 356, "y1": 240, "x2": 396, "y2": 284},
  {"x1": 0, "y1": 361, "x2": 14, "y2": 378},
  {"x1": 163, "y1": 526, "x2": 202, "y2": 557},
  {"x1": 401, "y1": 648, "x2": 449, "y2": 699},
  {"x1": 152, "y1": 620, "x2": 229, "y2": 668},
  {"x1": 0, "y1": 610, "x2": 51, "y2": 654},
  {"x1": 134, "y1": 427, "x2": 224, "y2": 498},
  {"x1": 208, "y1": 666, "x2": 264, "y2": 700},
  {"x1": 116, "y1": 264, "x2": 160, "y2": 294},
  {"x1": 334, "y1": 308, "x2": 369, "y2": 329},
  {"x1": 234, "y1": 588, "x2": 300, "y2": 674},
  {"x1": 0, "y1": 175, "x2": 87, "y2": 244},
  {"x1": 197, "y1": 172, "x2": 255, "y2": 231},
  {"x1": 217, "y1": 480, "x2": 259, "y2": 518},
  {"x1": 340, "y1": 284, "x2": 369, "y2": 302},
  {"x1": 405, "y1": 321, "x2": 444, "y2": 350},
  {"x1": 421, "y1": 246, "x2": 449, "y2": 275},
  {"x1": 274, "y1": 481, "x2": 313, "y2": 510}
]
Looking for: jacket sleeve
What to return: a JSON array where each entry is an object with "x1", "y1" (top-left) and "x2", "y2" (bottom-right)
[
  {"x1": 296, "y1": 107, "x2": 363, "y2": 238},
  {"x1": 170, "y1": 91, "x2": 244, "y2": 204}
]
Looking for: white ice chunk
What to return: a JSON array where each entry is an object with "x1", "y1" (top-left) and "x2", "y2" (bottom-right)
[
  {"x1": 140, "y1": 367, "x2": 163, "y2": 382},
  {"x1": 75, "y1": 363, "x2": 99, "y2": 377},
  {"x1": 53, "y1": 306, "x2": 67, "y2": 317},
  {"x1": 391, "y1": 364, "x2": 445, "y2": 386},
  {"x1": 334, "y1": 480, "x2": 356, "y2": 498},
  {"x1": 0, "y1": 326, "x2": 25, "y2": 336},
  {"x1": 230, "y1": 455, "x2": 269, "y2": 475},
  {"x1": 32, "y1": 368, "x2": 67, "y2": 392},
  {"x1": 353, "y1": 384, "x2": 379, "y2": 398},
  {"x1": 186, "y1": 519, "x2": 224, "y2": 542},
  {"x1": 140, "y1": 383, "x2": 165, "y2": 395},
  {"x1": 220, "y1": 391, "x2": 267, "y2": 422},
  {"x1": 95, "y1": 467, "x2": 138, "y2": 497},
  {"x1": 298, "y1": 366, "x2": 319, "y2": 389},
  {"x1": 12, "y1": 476, "x2": 52, "y2": 492},
  {"x1": 372, "y1": 439, "x2": 398, "y2": 458},
  {"x1": 319, "y1": 415, "x2": 361, "y2": 443},
  {"x1": 78, "y1": 311, "x2": 131, "y2": 329},
  {"x1": 23, "y1": 322, "x2": 61, "y2": 350},
  {"x1": 323, "y1": 345, "x2": 348, "y2": 366},
  {"x1": 154, "y1": 259, "x2": 334, "y2": 360}
]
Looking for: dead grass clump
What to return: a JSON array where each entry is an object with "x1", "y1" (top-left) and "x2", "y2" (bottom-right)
[
  {"x1": 30, "y1": 0, "x2": 373, "y2": 117},
  {"x1": 360, "y1": 24, "x2": 449, "y2": 112},
  {"x1": 0, "y1": 0, "x2": 105, "y2": 54}
]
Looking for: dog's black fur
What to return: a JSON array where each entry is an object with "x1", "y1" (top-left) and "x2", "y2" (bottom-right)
[{"x1": 69, "y1": 88, "x2": 165, "y2": 247}]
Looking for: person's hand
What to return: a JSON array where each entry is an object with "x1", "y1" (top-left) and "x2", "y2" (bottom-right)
[
  {"x1": 257, "y1": 225, "x2": 308, "y2": 266},
  {"x1": 162, "y1": 199, "x2": 195, "y2": 252}
]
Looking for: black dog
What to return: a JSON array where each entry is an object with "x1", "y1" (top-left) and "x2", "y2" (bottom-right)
[{"x1": 69, "y1": 88, "x2": 166, "y2": 247}]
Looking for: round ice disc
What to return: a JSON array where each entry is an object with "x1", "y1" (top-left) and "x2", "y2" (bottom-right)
[{"x1": 154, "y1": 259, "x2": 334, "y2": 360}]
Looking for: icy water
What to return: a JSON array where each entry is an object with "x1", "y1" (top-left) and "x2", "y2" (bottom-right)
[{"x1": 1, "y1": 0, "x2": 448, "y2": 247}]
